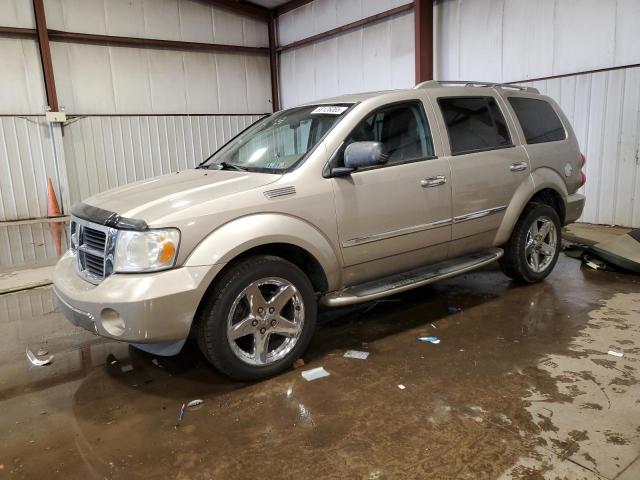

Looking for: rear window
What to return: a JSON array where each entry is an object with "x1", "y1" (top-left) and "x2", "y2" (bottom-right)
[
  {"x1": 508, "y1": 97, "x2": 566, "y2": 144},
  {"x1": 438, "y1": 96, "x2": 512, "y2": 155}
]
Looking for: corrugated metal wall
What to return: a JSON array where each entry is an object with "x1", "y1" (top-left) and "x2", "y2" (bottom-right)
[
  {"x1": 524, "y1": 67, "x2": 640, "y2": 228},
  {"x1": 278, "y1": 0, "x2": 415, "y2": 108},
  {"x1": 0, "y1": 0, "x2": 272, "y2": 222},
  {"x1": 62, "y1": 114, "x2": 263, "y2": 205},
  {"x1": 0, "y1": 117, "x2": 65, "y2": 221},
  {"x1": 434, "y1": 0, "x2": 640, "y2": 82}
]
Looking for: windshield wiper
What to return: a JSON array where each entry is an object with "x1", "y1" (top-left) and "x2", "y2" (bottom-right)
[
  {"x1": 219, "y1": 162, "x2": 249, "y2": 172},
  {"x1": 201, "y1": 161, "x2": 248, "y2": 172}
]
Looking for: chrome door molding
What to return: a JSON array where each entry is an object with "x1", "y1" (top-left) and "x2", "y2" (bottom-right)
[
  {"x1": 342, "y1": 218, "x2": 452, "y2": 248},
  {"x1": 453, "y1": 205, "x2": 507, "y2": 224}
]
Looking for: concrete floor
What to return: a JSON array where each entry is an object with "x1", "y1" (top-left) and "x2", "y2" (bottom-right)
[{"x1": 0, "y1": 229, "x2": 639, "y2": 479}]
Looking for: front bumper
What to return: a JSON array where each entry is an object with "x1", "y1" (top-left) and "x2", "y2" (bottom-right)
[
  {"x1": 53, "y1": 251, "x2": 223, "y2": 343},
  {"x1": 565, "y1": 193, "x2": 586, "y2": 225}
]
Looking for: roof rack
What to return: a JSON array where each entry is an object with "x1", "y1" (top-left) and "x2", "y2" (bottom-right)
[{"x1": 414, "y1": 80, "x2": 539, "y2": 94}]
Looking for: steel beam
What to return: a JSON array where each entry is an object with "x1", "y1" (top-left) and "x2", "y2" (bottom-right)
[
  {"x1": 278, "y1": 3, "x2": 414, "y2": 52},
  {"x1": 414, "y1": 0, "x2": 434, "y2": 84},
  {"x1": 32, "y1": 0, "x2": 58, "y2": 111},
  {"x1": 268, "y1": 15, "x2": 281, "y2": 111}
]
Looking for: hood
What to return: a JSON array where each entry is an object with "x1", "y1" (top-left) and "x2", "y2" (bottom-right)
[{"x1": 83, "y1": 169, "x2": 280, "y2": 225}]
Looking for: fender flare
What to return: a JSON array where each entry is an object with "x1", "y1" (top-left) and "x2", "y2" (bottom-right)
[
  {"x1": 183, "y1": 213, "x2": 342, "y2": 290},
  {"x1": 494, "y1": 168, "x2": 568, "y2": 246}
]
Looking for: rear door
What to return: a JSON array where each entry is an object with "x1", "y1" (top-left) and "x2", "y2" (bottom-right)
[{"x1": 434, "y1": 94, "x2": 530, "y2": 255}]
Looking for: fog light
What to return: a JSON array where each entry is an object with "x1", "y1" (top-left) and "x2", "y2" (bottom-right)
[{"x1": 101, "y1": 308, "x2": 125, "y2": 336}]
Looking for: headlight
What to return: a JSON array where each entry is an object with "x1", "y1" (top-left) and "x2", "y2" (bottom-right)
[{"x1": 114, "y1": 229, "x2": 180, "y2": 272}]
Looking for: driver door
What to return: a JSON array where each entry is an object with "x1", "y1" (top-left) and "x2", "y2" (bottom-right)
[{"x1": 330, "y1": 101, "x2": 452, "y2": 285}]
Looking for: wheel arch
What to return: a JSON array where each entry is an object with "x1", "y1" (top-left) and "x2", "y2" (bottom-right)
[
  {"x1": 495, "y1": 168, "x2": 568, "y2": 245},
  {"x1": 184, "y1": 214, "x2": 340, "y2": 327}
]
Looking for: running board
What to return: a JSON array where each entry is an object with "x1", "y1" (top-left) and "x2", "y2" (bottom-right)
[{"x1": 320, "y1": 248, "x2": 503, "y2": 308}]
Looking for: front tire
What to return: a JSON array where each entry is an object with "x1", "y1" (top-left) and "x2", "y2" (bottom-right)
[
  {"x1": 197, "y1": 255, "x2": 317, "y2": 381},
  {"x1": 499, "y1": 203, "x2": 561, "y2": 283}
]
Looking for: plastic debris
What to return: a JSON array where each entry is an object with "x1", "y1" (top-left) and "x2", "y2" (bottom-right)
[
  {"x1": 151, "y1": 358, "x2": 164, "y2": 368},
  {"x1": 344, "y1": 350, "x2": 369, "y2": 360},
  {"x1": 417, "y1": 336, "x2": 440, "y2": 344},
  {"x1": 607, "y1": 350, "x2": 624, "y2": 358},
  {"x1": 398, "y1": 384, "x2": 406, "y2": 390},
  {"x1": 447, "y1": 306, "x2": 462, "y2": 314},
  {"x1": 301, "y1": 367, "x2": 330, "y2": 381},
  {"x1": 26, "y1": 348, "x2": 53, "y2": 366},
  {"x1": 177, "y1": 403, "x2": 186, "y2": 424},
  {"x1": 187, "y1": 399, "x2": 204, "y2": 410},
  {"x1": 37, "y1": 349, "x2": 49, "y2": 356}
]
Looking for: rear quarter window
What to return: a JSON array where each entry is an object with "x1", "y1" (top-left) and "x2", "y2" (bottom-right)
[
  {"x1": 508, "y1": 97, "x2": 566, "y2": 144},
  {"x1": 438, "y1": 96, "x2": 512, "y2": 155}
]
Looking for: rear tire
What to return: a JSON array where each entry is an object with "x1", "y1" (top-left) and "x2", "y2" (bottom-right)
[
  {"x1": 499, "y1": 203, "x2": 561, "y2": 283},
  {"x1": 196, "y1": 255, "x2": 316, "y2": 381}
]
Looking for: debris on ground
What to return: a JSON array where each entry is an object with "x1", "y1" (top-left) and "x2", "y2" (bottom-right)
[
  {"x1": 398, "y1": 384, "x2": 406, "y2": 390},
  {"x1": 447, "y1": 306, "x2": 462, "y2": 314},
  {"x1": 583, "y1": 255, "x2": 608, "y2": 270},
  {"x1": 431, "y1": 323, "x2": 437, "y2": 329},
  {"x1": 344, "y1": 350, "x2": 369, "y2": 360},
  {"x1": 607, "y1": 350, "x2": 624, "y2": 358},
  {"x1": 26, "y1": 348, "x2": 53, "y2": 366},
  {"x1": 293, "y1": 358, "x2": 305, "y2": 369},
  {"x1": 120, "y1": 364, "x2": 134, "y2": 373},
  {"x1": 176, "y1": 403, "x2": 186, "y2": 426},
  {"x1": 301, "y1": 367, "x2": 330, "y2": 381},
  {"x1": 151, "y1": 358, "x2": 164, "y2": 368},
  {"x1": 417, "y1": 336, "x2": 440, "y2": 344},
  {"x1": 186, "y1": 399, "x2": 204, "y2": 410},
  {"x1": 36, "y1": 349, "x2": 49, "y2": 357}
]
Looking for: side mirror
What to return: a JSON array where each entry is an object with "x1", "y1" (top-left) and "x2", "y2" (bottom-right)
[{"x1": 344, "y1": 141, "x2": 388, "y2": 170}]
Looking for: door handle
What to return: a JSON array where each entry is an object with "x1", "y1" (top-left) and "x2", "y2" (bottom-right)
[
  {"x1": 510, "y1": 161, "x2": 528, "y2": 172},
  {"x1": 421, "y1": 175, "x2": 447, "y2": 188}
]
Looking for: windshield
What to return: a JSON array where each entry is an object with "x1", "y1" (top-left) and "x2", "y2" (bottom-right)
[{"x1": 201, "y1": 104, "x2": 351, "y2": 173}]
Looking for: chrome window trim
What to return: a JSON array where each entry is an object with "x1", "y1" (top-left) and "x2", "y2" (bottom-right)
[
  {"x1": 342, "y1": 218, "x2": 452, "y2": 248},
  {"x1": 453, "y1": 205, "x2": 507, "y2": 223}
]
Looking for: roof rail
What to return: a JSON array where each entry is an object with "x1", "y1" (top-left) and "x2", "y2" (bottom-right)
[{"x1": 414, "y1": 80, "x2": 539, "y2": 94}]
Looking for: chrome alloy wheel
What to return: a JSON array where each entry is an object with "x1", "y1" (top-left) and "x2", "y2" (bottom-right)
[
  {"x1": 226, "y1": 277, "x2": 305, "y2": 366},
  {"x1": 525, "y1": 216, "x2": 558, "y2": 273}
]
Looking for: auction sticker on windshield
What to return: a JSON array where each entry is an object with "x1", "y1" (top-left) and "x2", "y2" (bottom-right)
[{"x1": 311, "y1": 106, "x2": 348, "y2": 115}]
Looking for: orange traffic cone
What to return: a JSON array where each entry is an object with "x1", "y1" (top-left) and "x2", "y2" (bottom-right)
[
  {"x1": 47, "y1": 177, "x2": 63, "y2": 255},
  {"x1": 47, "y1": 177, "x2": 62, "y2": 217}
]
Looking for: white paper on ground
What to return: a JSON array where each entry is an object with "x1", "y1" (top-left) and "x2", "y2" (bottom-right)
[
  {"x1": 398, "y1": 384, "x2": 406, "y2": 390},
  {"x1": 344, "y1": 350, "x2": 369, "y2": 360},
  {"x1": 607, "y1": 350, "x2": 624, "y2": 357},
  {"x1": 301, "y1": 367, "x2": 330, "y2": 381}
]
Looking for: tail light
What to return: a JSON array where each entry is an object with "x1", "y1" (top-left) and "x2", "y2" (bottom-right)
[{"x1": 579, "y1": 153, "x2": 586, "y2": 186}]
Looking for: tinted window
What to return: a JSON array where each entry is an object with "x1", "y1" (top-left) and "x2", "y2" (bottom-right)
[
  {"x1": 438, "y1": 96, "x2": 512, "y2": 155},
  {"x1": 508, "y1": 97, "x2": 566, "y2": 144},
  {"x1": 344, "y1": 103, "x2": 434, "y2": 165}
]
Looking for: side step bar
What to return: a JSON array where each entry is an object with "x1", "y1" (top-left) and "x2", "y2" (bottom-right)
[{"x1": 320, "y1": 248, "x2": 504, "y2": 308}]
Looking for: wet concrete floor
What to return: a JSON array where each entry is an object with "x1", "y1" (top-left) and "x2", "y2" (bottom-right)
[{"x1": 0, "y1": 255, "x2": 639, "y2": 479}]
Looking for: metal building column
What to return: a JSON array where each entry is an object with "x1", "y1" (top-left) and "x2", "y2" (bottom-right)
[
  {"x1": 414, "y1": 0, "x2": 434, "y2": 83},
  {"x1": 32, "y1": 0, "x2": 59, "y2": 112}
]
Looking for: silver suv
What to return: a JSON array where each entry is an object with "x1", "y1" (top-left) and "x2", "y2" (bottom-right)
[{"x1": 53, "y1": 81, "x2": 586, "y2": 380}]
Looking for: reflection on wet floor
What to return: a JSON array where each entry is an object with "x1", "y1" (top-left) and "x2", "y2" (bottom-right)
[
  {"x1": 0, "y1": 256, "x2": 639, "y2": 479},
  {"x1": 0, "y1": 219, "x2": 68, "y2": 272}
]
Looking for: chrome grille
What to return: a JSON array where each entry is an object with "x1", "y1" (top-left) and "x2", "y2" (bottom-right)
[{"x1": 70, "y1": 217, "x2": 115, "y2": 284}]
